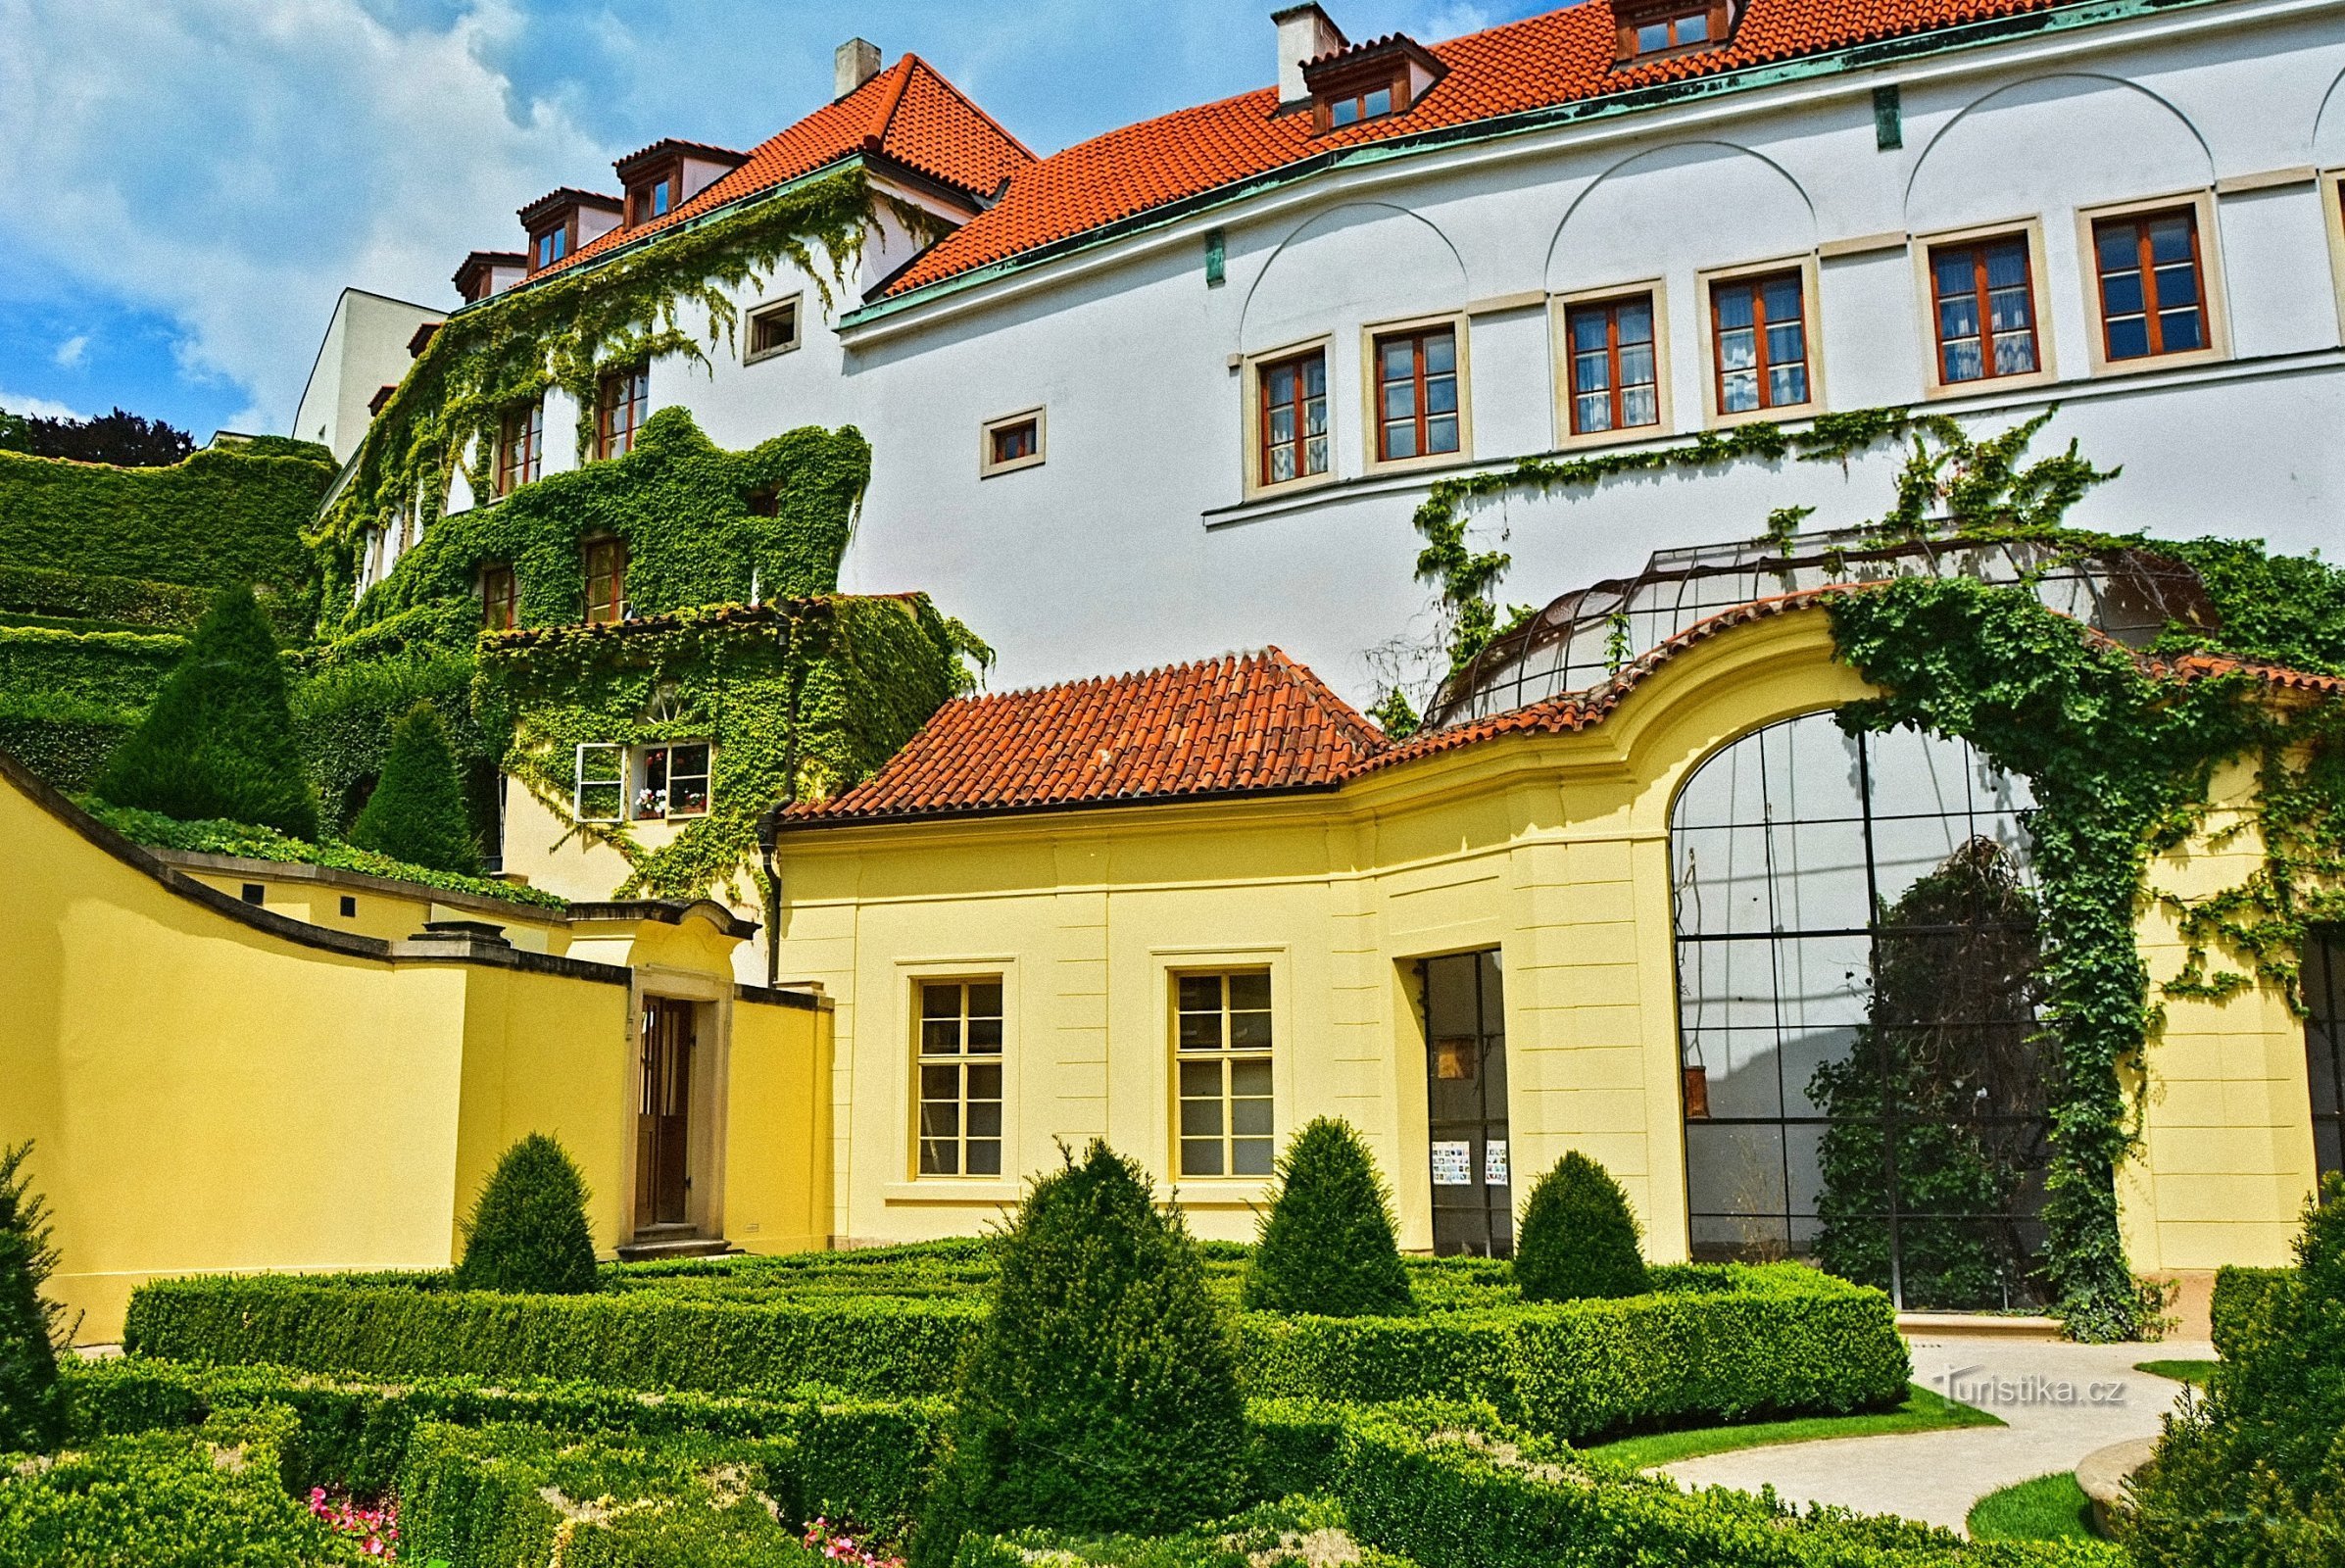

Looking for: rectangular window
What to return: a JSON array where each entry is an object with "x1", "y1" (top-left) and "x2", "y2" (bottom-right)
[
  {"x1": 979, "y1": 409, "x2": 1046, "y2": 476},
  {"x1": 1930, "y1": 237, "x2": 2040, "y2": 384},
  {"x1": 583, "y1": 537, "x2": 627, "y2": 624},
  {"x1": 1566, "y1": 295, "x2": 1660, "y2": 436},
  {"x1": 634, "y1": 742, "x2": 710, "y2": 820},
  {"x1": 2308, "y1": 933, "x2": 2345, "y2": 1186},
  {"x1": 494, "y1": 401, "x2": 542, "y2": 496},
  {"x1": 575, "y1": 743, "x2": 624, "y2": 822},
  {"x1": 1257, "y1": 350, "x2": 1328, "y2": 487},
  {"x1": 595, "y1": 365, "x2": 650, "y2": 459},
  {"x1": 1328, "y1": 83, "x2": 1393, "y2": 128},
  {"x1": 1375, "y1": 326, "x2": 1461, "y2": 463},
  {"x1": 2094, "y1": 209, "x2": 2206, "y2": 362},
  {"x1": 1710, "y1": 270, "x2": 1809, "y2": 415},
  {"x1": 1175, "y1": 970, "x2": 1274, "y2": 1178},
  {"x1": 746, "y1": 299, "x2": 801, "y2": 362},
  {"x1": 480, "y1": 564, "x2": 517, "y2": 632},
  {"x1": 917, "y1": 978, "x2": 1004, "y2": 1177},
  {"x1": 533, "y1": 225, "x2": 568, "y2": 270}
]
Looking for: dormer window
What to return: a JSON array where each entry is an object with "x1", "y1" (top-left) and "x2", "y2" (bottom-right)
[
  {"x1": 516, "y1": 189, "x2": 624, "y2": 275},
  {"x1": 534, "y1": 225, "x2": 568, "y2": 269},
  {"x1": 1300, "y1": 33, "x2": 1444, "y2": 135},
  {"x1": 1614, "y1": 0, "x2": 1734, "y2": 61},
  {"x1": 613, "y1": 140, "x2": 747, "y2": 231},
  {"x1": 626, "y1": 163, "x2": 680, "y2": 226}
]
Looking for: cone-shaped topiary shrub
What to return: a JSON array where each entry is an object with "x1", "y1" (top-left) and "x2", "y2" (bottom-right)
[
  {"x1": 1241, "y1": 1117, "x2": 1414, "y2": 1316},
  {"x1": 452, "y1": 1134, "x2": 599, "y2": 1296},
  {"x1": 349, "y1": 702, "x2": 481, "y2": 874},
  {"x1": 92, "y1": 582, "x2": 318, "y2": 839},
  {"x1": 2123, "y1": 1174, "x2": 2345, "y2": 1567},
  {"x1": 0, "y1": 1142, "x2": 70, "y2": 1453},
  {"x1": 1514, "y1": 1151, "x2": 1649, "y2": 1302},
  {"x1": 917, "y1": 1142, "x2": 1246, "y2": 1565}
]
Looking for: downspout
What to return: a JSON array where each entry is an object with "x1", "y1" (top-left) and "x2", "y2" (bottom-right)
[{"x1": 757, "y1": 607, "x2": 807, "y2": 990}]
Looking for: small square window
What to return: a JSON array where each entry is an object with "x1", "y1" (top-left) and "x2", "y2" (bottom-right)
[
  {"x1": 980, "y1": 410, "x2": 1046, "y2": 476},
  {"x1": 240, "y1": 883, "x2": 265, "y2": 906},
  {"x1": 746, "y1": 299, "x2": 801, "y2": 363},
  {"x1": 1929, "y1": 235, "x2": 2040, "y2": 385},
  {"x1": 340, "y1": 896, "x2": 358, "y2": 918}
]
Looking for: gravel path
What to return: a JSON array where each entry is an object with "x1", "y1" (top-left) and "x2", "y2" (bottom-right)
[{"x1": 1660, "y1": 1334, "x2": 2213, "y2": 1532}]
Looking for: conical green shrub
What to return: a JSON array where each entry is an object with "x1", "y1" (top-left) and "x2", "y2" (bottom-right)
[
  {"x1": 0, "y1": 1143, "x2": 70, "y2": 1453},
  {"x1": 1514, "y1": 1151, "x2": 1649, "y2": 1302},
  {"x1": 1241, "y1": 1117, "x2": 1414, "y2": 1316},
  {"x1": 349, "y1": 702, "x2": 481, "y2": 873},
  {"x1": 452, "y1": 1134, "x2": 599, "y2": 1296},
  {"x1": 92, "y1": 582, "x2": 318, "y2": 839},
  {"x1": 919, "y1": 1142, "x2": 1246, "y2": 1563}
]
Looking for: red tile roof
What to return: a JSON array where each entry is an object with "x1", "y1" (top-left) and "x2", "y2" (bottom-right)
[
  {"x1": 541, "y1": 55, "x2": 1033, "y2": 281},
  {"x1": 880, "y1": 0, "x2": 2066, "y2": 297},
  {"x1": 780, "y1": 648, "x2": 1388, "y2": 826},
  {"x1": 775, "y1": 589, "x2": 2345, "y2": 833}
]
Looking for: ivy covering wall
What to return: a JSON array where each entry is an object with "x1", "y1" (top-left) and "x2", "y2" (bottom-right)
[{"x1": 479, "y1": 595, "x2": 979, "y2": 903}]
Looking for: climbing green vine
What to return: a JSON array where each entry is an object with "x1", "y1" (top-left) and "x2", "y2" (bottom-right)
[{"x1": 313, "y1": 167, "x2": 884, "y2": 617}]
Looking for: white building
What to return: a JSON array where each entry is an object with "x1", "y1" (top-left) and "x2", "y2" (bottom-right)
[
  {"x1": 362, "y1": 0, "x2": 2345, "y2": 704},
  {"x1": 293, "y1": 287, "x2": 443, "y2": 463}
]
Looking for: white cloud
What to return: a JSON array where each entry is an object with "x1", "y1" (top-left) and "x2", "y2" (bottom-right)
[
  {"x1": 52, "y1": 334, "x2": 89, "y2": 368},
  {"x1": 0, "y1": 0, "x2": 604, "y2": 432},
  {"x1": 0, "y1": 389, "x2": 91, "y2": 421}
]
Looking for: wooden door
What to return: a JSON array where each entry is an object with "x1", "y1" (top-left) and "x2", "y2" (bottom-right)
[{"x1": 636, "y1": 998, "x2": 694, "y2": 1229}]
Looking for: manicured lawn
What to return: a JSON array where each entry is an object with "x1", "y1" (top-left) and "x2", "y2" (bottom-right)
[
  {"x1": 1966, "y1": 1471, "x2": 2098, "y2": 1542},
  {"x1": 1584, "y1": 1383, "x2": 2000, "y2": 1468},
  {"x1": 2134, "y1": 1357, "x2": 2218, "y2": 1386}
]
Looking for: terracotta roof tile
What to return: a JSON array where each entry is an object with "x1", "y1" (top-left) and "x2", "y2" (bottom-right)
[
  {"x1": 779, "y1": 647, "x2": 1389, "y2": 826},
  {"x1": 540, "y1": 56, "x2": 1032, "y2": 281},
  {"x1": 882, "y1": 0, "x2": 2065, "y2": 297}
]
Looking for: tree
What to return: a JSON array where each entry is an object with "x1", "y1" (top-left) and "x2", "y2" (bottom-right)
[
  {"x1": 1242, "y1": 1118, "x2": 1414, "y2": 1317},
  {"x1": 1808, "y1": 838, "x2": 2049, "y2": 1310},
  {"x1": 0, "y1": 1143, "x2": 71, "y2": 1453},
  {"x1": 92, "y1": 583, "x2": 319, "y2": 839},
  {"x1": 452, "y1": 1134, "x2": 599, "y2": 1296},
  {"x1": 1514, "y1": 1151, "x2": 1649, "y2": 1302},
  {"x1": 920, "y1": 1142, "x2": 1246, "y2": 1563},
  {"x1": 349, "y1": 703, "x2": 481, "y2": 873},
  {"x1": 2122, "y1": 1176, "x2": 2345, "y2": 1566},
  {"x1": 2, "y1": 406, "x2": 194, "y2": 466}
]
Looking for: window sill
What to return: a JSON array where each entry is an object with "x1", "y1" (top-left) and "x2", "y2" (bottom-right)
[
  {"x1": 1364, "y1": 447, "x2": 1472, "y2": 479},
  {"x1": 1554, "y1": 420, "x2": 1668, "y2": 454},
  {"x1": 2083, "y1": 346, "x2": 2229, "y2": 380},
  {"x1": 1921, "y1": 366, "x2": 2059, "y2": 401},
  {"x1": 743, "y1": 343, "x2": 801, "y2": 367},
  {"x1": 883, "y1": 1180, "x2": 1021, "y2": 1204},
  {"x1": 979, "y1": 454, "x2": 1046, "y2": 479},
  {"x1": 1703, "y1": 399, "x2": 1821, "y2": 431}
]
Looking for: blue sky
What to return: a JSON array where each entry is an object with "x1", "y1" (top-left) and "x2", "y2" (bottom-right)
[{"x1": 0, "y1": 0, "x2": 1545, "y2": 443}]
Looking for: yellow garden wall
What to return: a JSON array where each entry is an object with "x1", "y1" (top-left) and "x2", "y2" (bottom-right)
[
  {"x1": 775, "y1": 605, "x2": 2321, "y2": 1278},
  {"x1": 725, "y1": 993, "x2": 836, "y2": 1253}
]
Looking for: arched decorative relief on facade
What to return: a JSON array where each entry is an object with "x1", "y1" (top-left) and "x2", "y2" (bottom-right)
[
  {"x1": 1239, "y1": 202, "x2": 1468, "y2": 355},
  {"x1": 2311, "y1": 65, "x2": 2345, "y2": 165},
  {"x1": 1543, "y1": 142, "x2": 1816, "y2": 294},
  {"x1": 1905, "y1": 74, "x2": 2213, "y2": 233}
]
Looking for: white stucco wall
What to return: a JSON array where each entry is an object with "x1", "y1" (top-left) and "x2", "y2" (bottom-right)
[
  {"x1": 421, "y1": 0, "x2": 2345, "y2": 705},
  {"x1": 293, "y1": 288, "x2": 441, "y2": 464}
]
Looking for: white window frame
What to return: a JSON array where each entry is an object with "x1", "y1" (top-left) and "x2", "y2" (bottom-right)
[
  {"x1": 979, "y1": 407, "x2": 1047, "y2": 477},
  {"x1": 575, "y1": 743, "x2": 625, "y2": 823},
  {"x1": 911, "y1": 975, "x2": 1007, "y2": 1180},
  {"x1": 744, "y1": 296, "x2": 803, "y2": 365}
]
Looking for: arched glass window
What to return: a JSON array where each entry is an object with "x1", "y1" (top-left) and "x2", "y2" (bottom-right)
[{"x1": 1672, "y1": 710, "x2": 2054, "y2": 1310}]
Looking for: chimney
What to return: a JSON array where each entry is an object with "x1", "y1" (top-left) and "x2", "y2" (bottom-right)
[
  {"x1": 835, "y1": 37, "x2": 882, "y2": 99},
  {"x1": 1273, "y1": 4, "x2": 1347, "y2": 105}
]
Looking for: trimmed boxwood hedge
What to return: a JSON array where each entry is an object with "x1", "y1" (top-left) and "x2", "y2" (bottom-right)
[
  {"x1": 121, "y1": 1260, "x2": 1904, "y2": 1443},
  {"x1": 0, "y1": 564, "x2": 217, "y2": 632},
  {"x1": 0, "y1": 624, "x2": 184, "y2": 710},
  {"x1": 2208, "y1": 1263, "x2": 2287, "y2": 1361},
  {"x1": 0, "y1": 691, "x2": 137, "y2": 790}
]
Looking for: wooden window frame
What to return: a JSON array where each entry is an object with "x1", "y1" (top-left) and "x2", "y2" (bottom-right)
[
  {"x1": 594, "y1": 364, "x2": 650, "y2": 460},
  {"x1": 479, "y1": 563, "x2": 517, "y2": 632},
  {"x1": 2074, "y1": 190, "x2": 2226, "y2": 376},
  {"x1": 528, "y1": 218, "x2": 575, "y2": 273},
  {"x1": 625, "y1": 159, "x2": 682, "y2": 227},
  {"x1": 1248, "y1": 343, "x2": 1332, "y2": 496},
  {"x1": 1171, "y1": 968, "x2": 1276, "y2": 1182},
  {"x1": 583, "y1": 536, "x2": 627, "y2": 624},
  {"x1": 1614, "y1": 0, "x2": 1732, "y2": 62},
  {"x1": 978, "y1": 408, "x2": 1047, "y2": 477},
  {"x1": 912, "y1": 977, "x2": 1007, "y2": 1180},
  {"x1": 1361, "y1": 313, "x2": 1470, "y2": 473},
  {"x1": 2085, "y1": 199, "x2": 2215, "y2": 368},
  {"x1": 1696, "y1": 256, "x2": 1823, "y2": 427},
  {"x1": 1554, "y1": 284, "x2": 1669, "y2": 448},
  {"x1": 1313, "y1": 65, "x2": 1407, "y2": 134},
  {"x1": 1909, "y1": 220, "x2": 2057, "y2": 398},
  {"x1": 744, "y1": 296, "x2": 803, "y2": 365},
  {"x1": 494, "y1": 400, "x2": 543, "y2": 496}
]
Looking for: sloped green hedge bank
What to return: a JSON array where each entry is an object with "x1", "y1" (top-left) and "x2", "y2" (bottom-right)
[
  {"x1": 0, "y1": 563, "x2": 218, "y2": 631},
  {"x1": 0, "y1": 441, "x2": 332, "y2": 601},
  {"x1": 0, "y1": 691, "x2": 138, "y2": 791},
  {"x1": 121, "y1": 1261, "x2": 1904, "y2": 1442}
]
